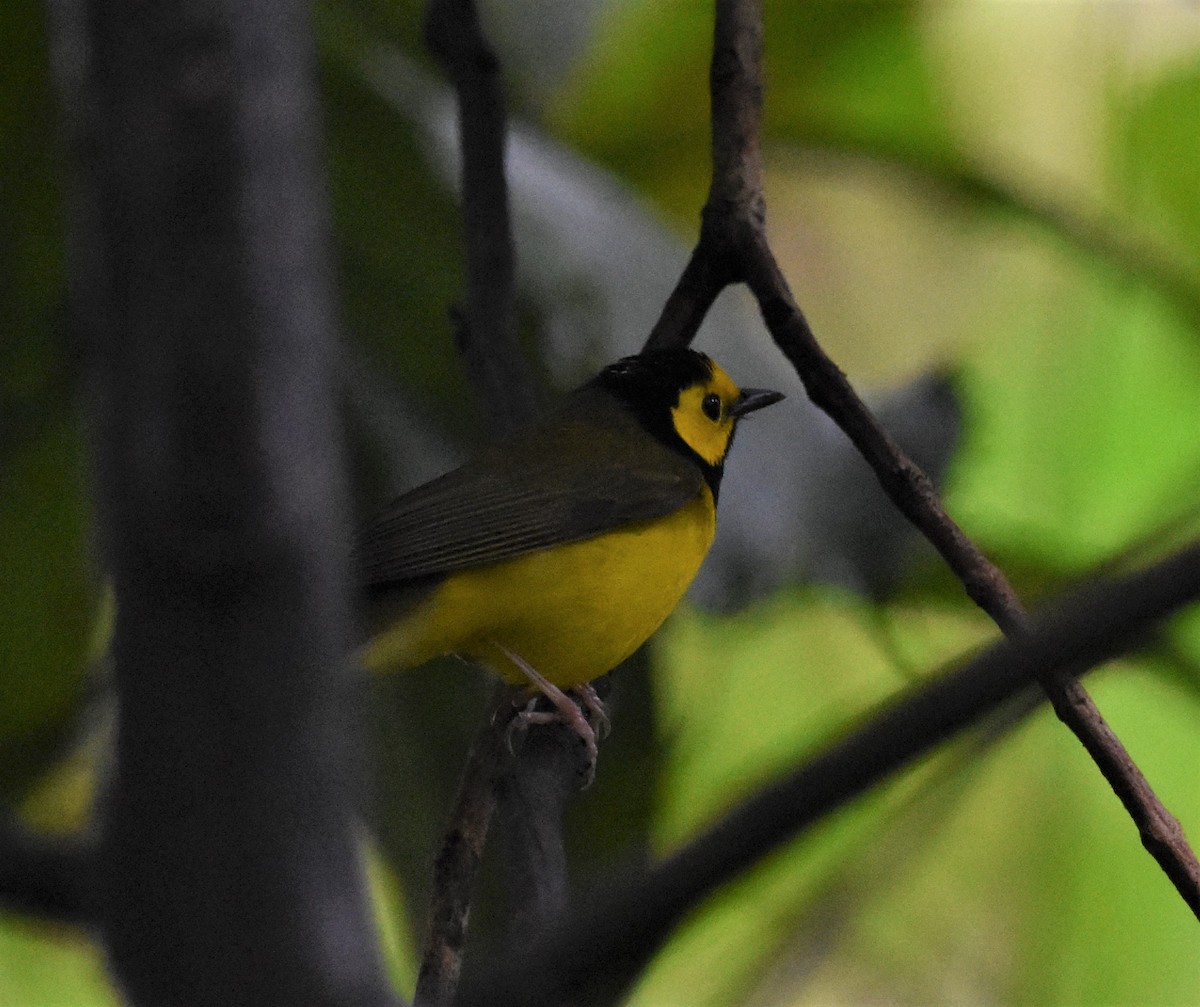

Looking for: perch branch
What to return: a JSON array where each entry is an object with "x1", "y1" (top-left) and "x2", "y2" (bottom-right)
[
  {"x1": 417, "y1": 2, "x2": 586, "y2": 1002},
  {"x1": 414, "y1": 685, "x2": 507, "y2": 1007},
  {"x1": 645, "y1": 0, "x2": 1200, "y2": 918}
]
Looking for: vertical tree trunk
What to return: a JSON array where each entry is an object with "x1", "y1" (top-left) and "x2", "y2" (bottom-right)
[{"x1": 45, "y1": 0, "x2": 397, "y2": 1002}]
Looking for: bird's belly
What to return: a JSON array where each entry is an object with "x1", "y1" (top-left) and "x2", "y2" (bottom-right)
[{"x1": 372, "y1": 491, "x2": 715, "y2": 688}]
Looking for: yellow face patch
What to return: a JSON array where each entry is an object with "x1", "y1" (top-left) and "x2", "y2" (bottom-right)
[{"x1": 670, "y1": 360, "x2": 742, "y2": 466}]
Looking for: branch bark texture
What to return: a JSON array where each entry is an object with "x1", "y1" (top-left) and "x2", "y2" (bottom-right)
[{"x1": 414, "y1": 688, "x2": 504, "y2": 1007}]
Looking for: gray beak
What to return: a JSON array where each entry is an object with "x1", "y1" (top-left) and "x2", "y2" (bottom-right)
[{"x1": 731, "y1": 387, "x2": 785, "y2": 418}]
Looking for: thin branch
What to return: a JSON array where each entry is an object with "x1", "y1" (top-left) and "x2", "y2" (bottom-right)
[
  {"x1": 462, "y1": 540, "x2": 1200, "y2": 1006},
  {"x1": 424, "y1": 0, "x2": 538, "y2": 432},
  {"x1": 644, "y1": 0, "x2": 762, "y2": 352},
  {"x1": 414, "y1": 686, "x2": 506, "y2": 1007},
  {"x1": 707, "y1": 0, "x2": 764, "y2": 216},
  {"x1": 415, "y1": 2, "x2": 582, "y2": 1002},
  {"x1": 644, "y1": 244, "x2": 730, "y2": 351},
  {"x1": 740, "y1": 117, "x2": 1200, "y2": 931},
  {"x1": 740, "y1": 235, "x2": 1028, "y2": 632},
  {"x1": 645, "y1": 0, "x2": 1200, "y2": 918}
]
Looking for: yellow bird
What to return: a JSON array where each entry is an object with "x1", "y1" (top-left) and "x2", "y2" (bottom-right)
[{"x1": 355, "y1": 349, "x2": 782, "y2": 769}]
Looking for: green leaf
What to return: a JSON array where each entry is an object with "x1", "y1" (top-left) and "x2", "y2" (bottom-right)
[
  {"x1": 1121, "y1": 58, "x2": 1200, "y2": 271},
  {"x1": 763, "y1": 0, "x2": 953, "y2": 160},
  {"x1": 947, "y1": 218, "x2": 1200, "y2": 572},
  {"x1": 0, "y1": 918, "x2": 118, "y2": 1007},
  {"x1": 0, "y1": 0, "x2": 95, "y2": 799}
]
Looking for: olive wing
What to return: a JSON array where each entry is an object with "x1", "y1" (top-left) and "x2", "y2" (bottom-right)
[{"x1": 354, "y1": 406, "x2": 705, "y2": 591}]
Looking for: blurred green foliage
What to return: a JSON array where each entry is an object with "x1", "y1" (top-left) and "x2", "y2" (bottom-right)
[
  {"x1": 0, "y1": 0, "x2": 92, "y2": 803},
  {"x1": 3, "y1": 2, "x2": 1200, "y2": 1005}
]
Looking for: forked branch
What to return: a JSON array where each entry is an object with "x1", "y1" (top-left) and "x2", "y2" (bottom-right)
[{"x1": 646, "y1": 0, "x2": 1200, "y2": 917}]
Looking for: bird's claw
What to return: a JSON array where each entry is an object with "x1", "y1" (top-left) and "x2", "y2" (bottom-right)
[
  {"x1": 495, "y1": 644, "x2": 604, "y2": 788},
  {"x1": 573, "y1": 682, "x2": 611, "y2": 740}
]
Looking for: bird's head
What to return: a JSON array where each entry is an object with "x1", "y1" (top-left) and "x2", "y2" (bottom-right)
[{"x1": 594, "y1": 349, "x2": 784, "y2": 498}]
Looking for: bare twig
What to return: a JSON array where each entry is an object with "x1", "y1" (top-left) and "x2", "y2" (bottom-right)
[
  {"x1": 740, "y1": 236, "x2": 1029, "y2": 632},
  {"x1": 644, "y1": 0, "x2": 762, "y2": 352},
  {"x1": 425, "y1": 0, "x2": 538, "y2": 431},
  {"x1": 414, "y1": 686, "x2": 507, "y2": 1007},
  {"x1": 416, "y1": 2, "x2": 584, "y2": 1001},
  {"x1": 461, "y1": 540, "x2": 1200, "y2": 1006},
  {"x1": 645, "y1": 245, "x2": 730, "y2": 351},
  {"x1": 706, "y1": 0, "x2": 764, "y2": 224},
  {"x1": 645, "y1": 0, "x2": 1200, "y2": 918}
]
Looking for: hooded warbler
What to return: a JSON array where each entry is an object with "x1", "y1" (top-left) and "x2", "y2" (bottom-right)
[{"x1": 355, "y1": 349, "x2": 782, "y2": 763}]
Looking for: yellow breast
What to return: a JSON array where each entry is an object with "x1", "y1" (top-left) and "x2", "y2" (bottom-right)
[{"x1": 362, "y1": 488, "x2": 716, "y2": 688}]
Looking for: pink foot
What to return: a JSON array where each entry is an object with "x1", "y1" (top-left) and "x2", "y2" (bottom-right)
[{"x1": 495, "y1": 644, "x2": 601, "y2": 788}]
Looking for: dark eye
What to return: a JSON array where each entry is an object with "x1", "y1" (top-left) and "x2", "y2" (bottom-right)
[{"x1": 701, "y1": 393, "x2": 722, "y2": 421}]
